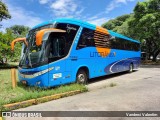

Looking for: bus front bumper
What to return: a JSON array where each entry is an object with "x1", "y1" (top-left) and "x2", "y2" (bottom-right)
[{"x1": 18, "y1": 67, "x2": 54, "y2": 87}]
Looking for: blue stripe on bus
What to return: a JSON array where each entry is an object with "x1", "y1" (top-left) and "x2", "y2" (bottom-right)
[{"x1": 104, "y1": 57, "x2": 140, "y2": 74}]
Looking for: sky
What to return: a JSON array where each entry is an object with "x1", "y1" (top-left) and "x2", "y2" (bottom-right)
[{"x1": 1, "y1": 0, "x2": 144, "y2": 31}]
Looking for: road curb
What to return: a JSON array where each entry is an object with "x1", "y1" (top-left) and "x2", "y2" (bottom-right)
[{"x1": 3, "y1": 90, "x2": 81, "y2": 110}]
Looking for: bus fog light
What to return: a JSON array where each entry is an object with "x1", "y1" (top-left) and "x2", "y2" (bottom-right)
[
  {"x1": 22, "y1": 80, "x2": 27, "y2": 85},
  {"x1": 36, "y1": 81, "x2": 41, "y2": 85}
]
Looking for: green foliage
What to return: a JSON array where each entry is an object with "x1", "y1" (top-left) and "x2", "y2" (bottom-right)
[
  {"x1": 0, "y1": 0, "x2": 11, "y2": 25},
  {"x1": 129, "y1": 0, "x2": 160, "y2": 61},
  {"x1": 6, "y1": 25, "x2": 30, "y2": 37},
  {"x1": 0, "y1": 30, "x2": 14, "y2": 62},
  {"x1": 0, "y1": 1, "x2": 30, "y2": 63},
  {"x1": 102, "y1": 14, "x2": 133, "y2": 38},
  {"x1": 102, "y1": 14, "x2": 131, "y2": 31},
  {"x1": 0, "y1": 25, "x2": 30, "y2": 63},
  {"x1": 114, "y1": 15, "x2": 134, "y2": 37}
]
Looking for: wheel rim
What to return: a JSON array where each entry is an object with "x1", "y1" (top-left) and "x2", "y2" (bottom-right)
[{"x1": 77, "y1": 74, "x2": 85, "y2": 83}]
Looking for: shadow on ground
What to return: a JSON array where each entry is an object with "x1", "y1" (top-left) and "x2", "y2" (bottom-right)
[{"x1": 87, "y1": 70, "x2": 138, "y2": 85}]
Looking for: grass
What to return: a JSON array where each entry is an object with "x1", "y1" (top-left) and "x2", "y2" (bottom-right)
[{"x1": 0, "y1": 69, "x2": 87, "y2": 110}]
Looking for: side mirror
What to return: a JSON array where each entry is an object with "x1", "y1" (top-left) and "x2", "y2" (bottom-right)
[
  {"x1": 11, "y1": 38, "x2": 28, "y2": 51},
  {"x1": 36, "y1": 28, "x2": 66, "y2": 46}
]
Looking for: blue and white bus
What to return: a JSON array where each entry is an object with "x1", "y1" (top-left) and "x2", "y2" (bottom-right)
[{"x1": 11, "y1": 18, "x2": 141, "y2": 87}]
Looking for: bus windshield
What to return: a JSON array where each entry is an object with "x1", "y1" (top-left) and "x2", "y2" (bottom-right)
[
  {"x1": 19, "y1": 26, "x2": 66, "y2": 68},
  {"x1": 19, "y1": 23, "x2": 80, "y2": 68},
  {"x1": 20, "y1": 33, "x2": 66, "y2": 68}
]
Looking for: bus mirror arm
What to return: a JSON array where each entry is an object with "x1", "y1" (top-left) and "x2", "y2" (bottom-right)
[
  {"x1": 11, "y1": 38, "x2": 28, "y2": 51},
  {"x1": 36, "y1": 28, "x2": 66, "y2": 46}
]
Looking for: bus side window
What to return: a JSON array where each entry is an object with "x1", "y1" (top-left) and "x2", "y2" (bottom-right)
[
  {"x1": 86, "y1": 36, "x2": 94, "y2": 46},
  {"x1": 110, "y1": 36, "x2": 117, "y2": 49},
  {"x1": 55, "y1": 23, "x2": 80, "y2": 54},
  {"x1": 49, "y1": 36, "x2": 66, "y2": 58},
  {"x1": 76, "y1": 28, "x2": 95, "y2": 50}
]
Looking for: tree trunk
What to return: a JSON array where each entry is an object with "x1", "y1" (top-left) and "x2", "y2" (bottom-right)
[{"x1": 152, "y1": 50, "x2": 160, "y2": 62}]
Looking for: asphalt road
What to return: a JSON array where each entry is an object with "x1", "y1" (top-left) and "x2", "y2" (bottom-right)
[{"x1": 6, "y1": 66, "x2": 160, "y2": 120}]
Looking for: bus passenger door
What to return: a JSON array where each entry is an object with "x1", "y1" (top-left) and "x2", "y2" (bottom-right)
[
  {"x1": 65, "y1": 57, "x2": 75, "y2": 83},
  {"x1": 47, "y1": 35, "x2": 67, "y2": 86}
]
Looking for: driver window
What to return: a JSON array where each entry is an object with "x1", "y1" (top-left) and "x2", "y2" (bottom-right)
[{"x1": 49, "y1": 36, "x2": 66, "y2": 58}]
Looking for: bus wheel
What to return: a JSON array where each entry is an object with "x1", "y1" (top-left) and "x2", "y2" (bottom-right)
[
  {"x1": 129, "y1": 63, "x2": 133, "y2": 73},
  {"x1": 76, "y1": 70, "x2": 87, "y2": 84}
]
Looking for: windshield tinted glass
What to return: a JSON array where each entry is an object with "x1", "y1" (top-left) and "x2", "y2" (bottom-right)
[
  {"x1": 19, "y1": 24, "x2": 53, "y2": 68},
  {"x1": 47, "y1": 23, "x2": 80, "y2": 63},
  {"x1": 19, "y1": 23, "x2": 80, "y2": 68}
]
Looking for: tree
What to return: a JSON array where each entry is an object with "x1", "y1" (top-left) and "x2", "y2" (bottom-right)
[
  {"x1": 6, "y1": 25, "x2": 30, "y2": 37},
  {"x1": 0, "y1": 30, "x2": 14, "y2": 63},
  {"x1": 7, "y1": 25, "x2": 30, "y2": 62},
  {"x1": 128, "y1": 0, "x2": 160, "y2": 61},
  {"x1": 102, "y1": 14, "x2": 135, "y2": 38},
  {"x1": 0, "y1": 25, "x2": 30, "y2": 63},
  {"x1": 102, "y1": 14, "x2": 131, "y2": 31},
  {"x1": 114, "y1": 15, "x2": 135, "y2": 37},
  {"x1": 0, "y1": 0, "x2": 11, "y2": 26}
]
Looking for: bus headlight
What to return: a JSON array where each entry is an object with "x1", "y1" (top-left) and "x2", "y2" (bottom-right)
[
  {"x1": 36, "y1": 81, "x2": 41, "y2": 85},
  {"x1": 20, "y1": 67, "x2": 54, "y2": 78}
]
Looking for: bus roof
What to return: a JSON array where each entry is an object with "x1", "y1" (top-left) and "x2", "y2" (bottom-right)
[
  {"x1": 108, "y1": 30, "x2": 140, "y2": 43},
  {"x1": 32, "y1": 18, "x2": 96, "y2": 30},
  {"x1": 32, "y1": 18, "x2": 140, "y2": 44}
]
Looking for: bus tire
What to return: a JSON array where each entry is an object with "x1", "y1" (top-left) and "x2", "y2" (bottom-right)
[
  {"x1": 76, "y1": 69, "x2": 87, "y2": 84},
  {"x1": 128, "y1": 63, "x2": 133, "y2": 73}
]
